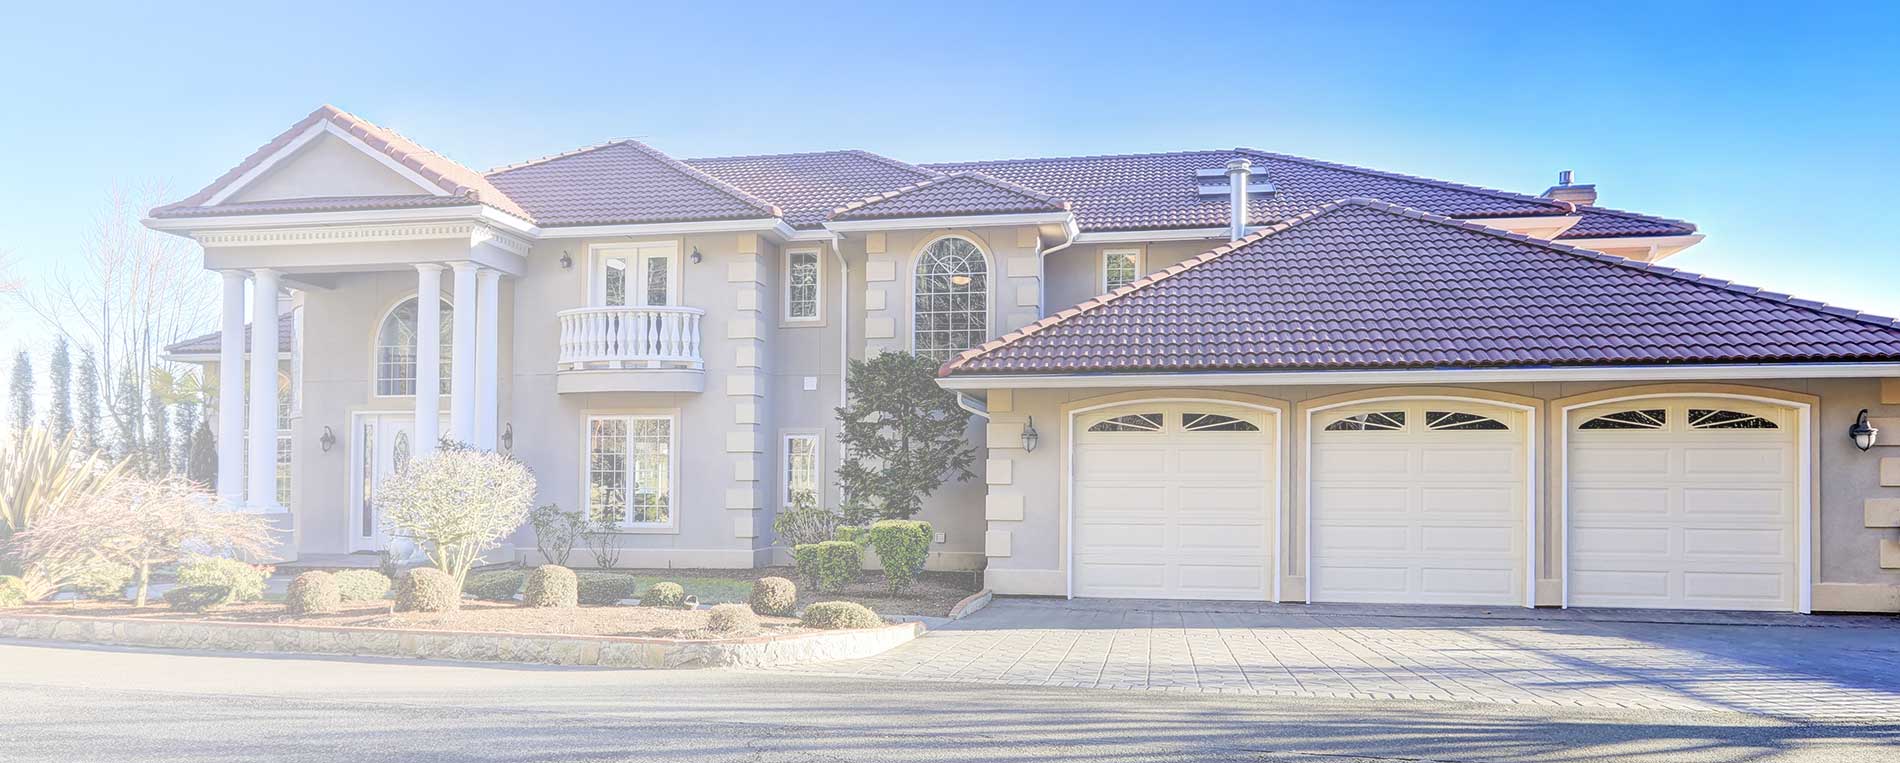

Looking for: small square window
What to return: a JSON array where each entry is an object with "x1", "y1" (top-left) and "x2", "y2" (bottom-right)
[{"x1": 1102, "y1": 249, "x2": 1142, "y2": 292}]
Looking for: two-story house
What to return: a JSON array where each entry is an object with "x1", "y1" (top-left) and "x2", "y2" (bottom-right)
[{"x1": 153, "y1": 105, "x2": 1900, "y2": 614}]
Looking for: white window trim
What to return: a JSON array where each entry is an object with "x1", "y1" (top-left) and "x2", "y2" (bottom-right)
[
  {"x1": 780, "y1": 430, "x2": 824, "y2": 509},
  {"x1": 582, "y1": 411, "x2": 681, "y2": 534},
  {"x1": 782, "y1": 248, "x2": 824, "y2": 325},
  {"x1": 908, "y1": 233, "x2": 995, "y2": 360},
  {"x1": 587, "y1": 241, "x2": 682, "y2": 308},
  {"x1": 369, "y1": 293, "x2": 455, "y2": 400},
  {"x1": 1101, "y1": 247, "x2": 1143, "y2": 293}
]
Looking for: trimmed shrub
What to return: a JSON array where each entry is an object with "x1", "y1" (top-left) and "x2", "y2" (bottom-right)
[
  {"x1": 522, "y1": 565, "x2": 578, "y2": 608},
  {"x1": 175, "y1": 556, "x2": 269, "y2": 603},
  {"x1": 164, "y1": 584, "x2": 234, "y2": 612},
  {"x1": 640, "y1": 581, "x2": 686, "y2": 608},
  {"x1": 463, "y1": 570, "x2": 526, "y2": 601},
  {"x1": 334, "y1": 570, "x2": 392, "y2": 602},
  {"x1": 749, "y1": 576, "x2": 797, "y2": 616},
  {"x1": 706, "y1": 603, "x2": 759, "y2": 634},
  {"x1": 576, "y1": 572, "x2": 639, "y2": 606},
  {"x1": 832, "y1": 525, "x2": 868, "y2": 545},
  {"x1": 805, "y1": 540, "x2": 861, "y2": 593},
  {"x1": 395, "y1": 568, "x2": 461, "y2": 613},
  {"x1": 867, "y1": 519, "x2": 932, "y2": 593},
  {"x1": 801, "y1": 601, "x2": 882, "y2": 630},
  {"x1": 72, "y1": 562, "x2": 134, "y2": 600},
  {"x1": 285, "y1": 571, "x2": 341, "y2": 615},
  {"x1": 0, "y1": 576, "x2": 27, "y2": 608}
]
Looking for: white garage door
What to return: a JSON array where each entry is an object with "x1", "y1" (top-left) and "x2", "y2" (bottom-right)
[
  {"x1": 1567, "y1": 398, "x2": 1799, "y2": 611},
  {"x1": 1310, "y1": 401, "x2": 1529, "y2": 606},
  {"x1": 1073, "y1": 403, "x2": 1276, "y2": 600}
]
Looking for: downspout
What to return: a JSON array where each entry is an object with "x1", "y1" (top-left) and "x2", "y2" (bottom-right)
[
  {"x1": 831, "y1": 232, "x2": 850, "y2": 410},
  {"x1": 1035, "y1": 215, "x2": 1081, "y2": 315}
]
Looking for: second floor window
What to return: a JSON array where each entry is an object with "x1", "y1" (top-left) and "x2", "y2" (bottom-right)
[
  {"x1": 375, "y1": 297, "x2": 453, "y2": 396},
  {"x1": 913, "y1": 236, "x2": 988, "y2": 361},
  {"x1": 785, "y1": 250, "x2": 820, "y2": 322},
  {"x1": 1103, "y1": 248, "x2": 1141, "y2": 292}
]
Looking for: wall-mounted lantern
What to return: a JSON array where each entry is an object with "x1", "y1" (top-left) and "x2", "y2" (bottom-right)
[
  {"x1": 1021, "y1": 416, "x2": 1040, "y2": 453},
  {"x1": 690, "y1": 246, "x2": 703, "y2": 264},
  {"x1": 501, "y1": 423, "x2": 514, "y2": 453},
  {"x1": 319, "y1": 426, "x2": 336, "y2": 453},
  {"x1": 1851, "y1": 409, "x2": 1879, "y2": 451},
  {"x1": 559, "y1": 251, "x2": 574, "y2": 270}
]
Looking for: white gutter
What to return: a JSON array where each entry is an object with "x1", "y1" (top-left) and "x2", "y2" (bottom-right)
[
  {"x1": 824, "y1": 211, "x2": 1074, "y2": 233},
  {"x1": 1034, "y1": 216, "x2": 1082, "y2": 316},
  {"x1": 956, "y1": 392, "x2": 990, "y2": 420},
  {"x1": 938, "y1": 362, "x2": 1900, "y2": 390}
]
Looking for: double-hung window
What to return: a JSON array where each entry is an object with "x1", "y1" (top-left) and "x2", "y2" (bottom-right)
[
  {"x1": 782, "y1": 432, "x2": 821, "y2": 509},
  {"x1": 594, "y1": 243, "x2": 679, "y2": 308},
  {"x1": 1102, "y1": 248, "x2": 1142, "y2": 292},
  {"x1": 784, "y1": 249, "x2": 821, "y2": 323},
  {"x1": 586, "y1": 414, "x2": 676, "y2": 530}
]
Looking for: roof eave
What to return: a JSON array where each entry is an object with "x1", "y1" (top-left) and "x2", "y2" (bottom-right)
[
  {"x1": 824, "y1": 210, "x2": 1074, "y2": 233},
  {"x1": 939, "y1": 361, "x2": 1900, "y2": 388}
]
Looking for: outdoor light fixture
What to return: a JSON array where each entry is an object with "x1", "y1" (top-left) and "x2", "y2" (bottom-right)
[
  {"x1": 501, "y1": 423, "x2": 514, "y2": 452},
  {"x1": 690, "y1": 246, "x2": 703, "y2": 264},
  {"x1": 1021, "y1": 416, "x2": 1039, "y2": 453},
  {"x1": 319, "y1": 426, "x2": 336, "y2": 453},
  {"x1": 559, "y1": 251, "x2": 574, "y2": 270},
  {"x1": 1851, "y1": 409, "x2": 1879, "y2": 451}
]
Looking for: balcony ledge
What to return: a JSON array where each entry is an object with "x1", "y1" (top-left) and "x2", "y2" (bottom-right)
[{"x1": 557, "y1": 367, "x2": 704, "y2": 394}]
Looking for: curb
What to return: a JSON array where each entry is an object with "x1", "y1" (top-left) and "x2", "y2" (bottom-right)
[
  {"x1": 0, "y1": 612, "x2": 922, "y2": 669},
  {"x1": 948, "y1": 589, "x2": 993, "y2": 620}
]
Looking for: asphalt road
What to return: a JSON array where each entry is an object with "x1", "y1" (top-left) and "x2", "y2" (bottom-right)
[{"x1": 1, "y1": 640, "x2": 1894, "y2": 762}]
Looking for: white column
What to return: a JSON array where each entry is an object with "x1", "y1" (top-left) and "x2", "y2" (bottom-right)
[
  {"x1": 246, "y1": 268, "x2": 281, "y2": 512},
  {"x1": 474, "y1": 268, "x2": 502, "y2": 450},
  {"x1": 216, "y1": 271, "x2": 247, "y2": 505},
  {"x1": 413, "y1": 264, "x2": 443, "y2": 457},
  {"x1": 448, "y1": 262, "x2": 478, "y2": 445}
]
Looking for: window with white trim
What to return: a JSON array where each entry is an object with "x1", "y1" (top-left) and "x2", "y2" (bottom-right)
[
  {"x1": 375, "y1": 297, "x2": 453, "y2": 396},
  {"x1": 783, "y1": 433, "x2": 821, "y2": 508},
  {"x1": 785, "y1": 250, "x2": 821, "y2": 322},
  {"x1": 1102, "y1": 248, "x2": 1141, "y2": 292},
  {"x1": 586, "y1": 414, "x2": 675, "y2": 528},
  {"x1": 913, "y1": 236, "x2": 989, "y2": 360},
  {"x1": 593, "y1": 243, "x2": 678, "y2": 308}
]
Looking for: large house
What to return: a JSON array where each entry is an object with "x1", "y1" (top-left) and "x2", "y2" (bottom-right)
[{"x1": 152, "y1": 104, "x2": 1900, "y2": 614}]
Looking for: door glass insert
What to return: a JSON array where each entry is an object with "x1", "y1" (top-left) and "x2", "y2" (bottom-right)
[
  {"x1": 1088, "y1": 413, "x2": 1164, "y2": 432},
  {"x1": 1425, "y1": 411, "x2": 1508, "y2": 431},
  {"x1": 1183, "y1": 412, "x2": 1259, "y2": 432},
  {"x1": 1689, "y1": 408, "x2": 1778, "y2": 429},
  {"x1": 1578, "y1": 409, "x2": 1667, "y2": 430},
  {"x1": 1324, "y1": 411, "x2": 1405, "y2": 431}
]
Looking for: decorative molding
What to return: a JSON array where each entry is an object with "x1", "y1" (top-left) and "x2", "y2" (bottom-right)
[{"x1": 194, "y1": 221, "x2": 484, "y2": 249}]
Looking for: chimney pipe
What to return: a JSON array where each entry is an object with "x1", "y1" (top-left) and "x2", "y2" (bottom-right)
[
  {"x1": 1543, "y1": 169, "x2": 1597, "y2": 207},
  {"x1": 1226, "y1": 158, "x2": 1252, "y2": 240}
]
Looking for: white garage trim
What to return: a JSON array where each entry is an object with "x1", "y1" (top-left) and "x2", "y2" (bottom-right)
[
  {"x1": 1559, "y1": 391, "x2": 1812, "y2": 613},
  {"x1": 1304, "y1": 395, "x2": 1539, "y2": 608},
  {"x1": 1065, "y1": 396, "x2": 1286, "y2": 601}
]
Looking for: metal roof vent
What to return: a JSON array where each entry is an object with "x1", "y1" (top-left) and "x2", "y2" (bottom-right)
[
  {"x1": 1543, "y1": 169, "x2": 1598, "y2": 207},
  {"x1": 1197, "y1": 167, "x2": 1275, "y2": 199}
]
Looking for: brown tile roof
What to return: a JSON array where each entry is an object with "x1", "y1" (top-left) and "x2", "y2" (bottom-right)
[
  {"x1": 152, "y1": 105, "x2": 530, "y2": 221},
  {"x1": 1564, "y1": 204, "x2": 1700, "y2": 238},
  {"x1": 685, "y1": 150, "x2": 938, "y2": 229},
  {"x1": 485, "y1": 140, "x2": 780, "y2": 227},
  {"x1": 942, "y1": 198, "x2": 1900, "y2": 377},
  {"x1": 828, "y1": 171, "x2": 1070, "y2": 222},
  {"x1": 166, "y1": 312, "x2": 294, "y2": 357}
]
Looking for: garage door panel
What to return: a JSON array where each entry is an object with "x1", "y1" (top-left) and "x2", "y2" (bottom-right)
[
  {"x1": 1077, "y1": 447, "x2": 1163, "y2": 478},
  {"x1": 1314, "y1": 447, "x2": 1412, "y2": 477},
  {"x1": 1570, "y1": 526, "x2": 1672, "y2": 555},
  {"x1": 1076, "y1": 521, "x2": 1167, "y2": 552},
  {"x1": 1421, "y1": 448, "x2": 1518, "y2": 476},
  {"x1": 1570, "y1": 569, "x2": 1671, "y2": 601},
  {"x1": 1682, "y1": 488, "x2": 1785, "y2": 516},
  {"x1": 1421, "y1": 485, "x2": 1516, "y2": 515},
  {"x1": 1176, "y1": 523, "x2": 1268, "y2": 552},
  {"x1": 1177, "y1": 563, "x2": 1269, "y2": 595},
  {"x1": 1420, "y1": 524, "x2": 1517, "y2": 554},
  {"x1": 1312, "y1": 486, "x2": 1409, "y2": 515},
  {"x1": 1571, "y1": 487, "x2": 1672, "y2": 518},
  {"x1": 1177, "y1": 447, "x2": 1269, "y2": 476},
  {"x1": 1313, "y1": 565, "x2": 1410, "y2": 597},
  {"x1": 1683, "y1": 527, "x2": 1786, "y2": 557},
  {"x1": 1682, "y1": 571, "x2": 1787, "y2": 603},
  {"x1": 1177, "y1": 485, "x2": 1268, "y2": 511},
  {"x1": 1077, "y1": 484, "x2": 1166, "y2": 509},
  {"x1": 1422, "y1": 566, "x2": 1517, "y2": 597},
  {"x1": 1570, "y1": 447, "x2": 1674, "y2": 475},
  {"x1": 1683, "y1": 447, "x2": 1785, "y2": 475}
]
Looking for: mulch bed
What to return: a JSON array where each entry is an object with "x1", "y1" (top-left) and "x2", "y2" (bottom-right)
[
  {"x1": 606, "y1": 566, "x2": 981, "y2": 618},
  {"x1": 6, "y1": 599, "x2": 807, "y2": 640}
]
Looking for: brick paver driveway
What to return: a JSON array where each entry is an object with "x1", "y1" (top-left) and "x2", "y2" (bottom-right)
[{"x1": 779, "y1": 598, "x2": 1900, "y2": 721}]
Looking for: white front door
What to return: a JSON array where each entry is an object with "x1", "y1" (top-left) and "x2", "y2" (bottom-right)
[
  {"x1": 1309, "y1": 400, "x2": 1529, "y2": 606},
  {"x1": 1567, "y1": 398, "x2": 1800, "y2": 611},
  {"x1": 349, "y1": 412, "x2": 446, "y2": 551},
  {"x1": 1072, "y1": 402, "x2": 1276, "y2": 601}
]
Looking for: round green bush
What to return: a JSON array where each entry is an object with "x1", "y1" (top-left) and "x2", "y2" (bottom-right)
[
  {"x1": 576, "y1": 572, "x2": 639, "y2": 606},
  {"x1": 867, "y1": 520, "x2": 933, "y2": 594},
  {"x1": 749, "y1": 576, "x2": 797, "y2": 616},
  {"x1": 164, "y1": 584, "x2": 235, "y2": 612},
  {"x1": 706, "y1": 603, "x2": 759, "y2": 634},
  {"x1": 333, "y1": 570, "x2": 392, "y2": 602},
  {"x1": 522, "y1": 565, "x2": 578, "y2": 608},
  {"x1": 175, "y1": 556, "x2": 269, "y2": 603},
  {"x1": 800, "y1": 601, "x2": 882, "y2": 630},
  {"x1": 395, "y1": 568, "x2": 461, "y2": 613},
  {"x1": 285, "y1": 571, "x2": 342, "y2": 615},
  {"x1": 463, "y1": 570, "x2": 526, "y2": 601},
  {"x1": 0, "y1": 575, "x2": 28, "y2": 608},
  {"x1": 640, "y1": 581, "x2": 686, "y2": 608}
]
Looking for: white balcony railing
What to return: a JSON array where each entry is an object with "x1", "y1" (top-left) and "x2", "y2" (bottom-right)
[{"x1": 557, "y1": 306, "x2": 704, "y2": 369}]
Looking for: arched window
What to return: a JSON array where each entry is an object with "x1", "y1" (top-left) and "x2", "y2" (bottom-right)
[
  {"x1": 375, "y1": 297, "x2": 453, "y2": 396},
  {"x1": 913, "y1": 236, "x2": 989, "y2": 360}
]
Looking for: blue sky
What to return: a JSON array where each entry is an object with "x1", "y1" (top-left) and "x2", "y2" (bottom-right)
[{"x1": 2, "y1": 1, "x2": 1897, "y2": 352}]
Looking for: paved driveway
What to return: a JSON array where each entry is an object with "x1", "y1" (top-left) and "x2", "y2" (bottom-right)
[{"x1": 778, "y1": 598, "x2": 1900, "y2": 722}]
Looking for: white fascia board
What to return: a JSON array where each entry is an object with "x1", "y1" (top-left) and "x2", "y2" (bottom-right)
[
  {"x1": 937, "y1": 362, "x2": 1900, "y2": 390},
  {"x1": 1561, "y1": 233, "x2": 1706, "y2": 252},
  {"x1": 143, "y1": 204, "x2": 489, "y2": 233},
  {"x1": 204, "y1": 121, "x2": 454, "y2": 206},
  {"x1": 1463, "y1": 214, "x2": 1583, "y2": 239},
  {"x1": 822, "y1": 211, "x2": 1075, "y2": 233},
  {"x1": 1073, "y1": 227, "x2": 1229, "y2": 243},
  {"x1": 533, "y1": 217, "x2": 788, "y2": 240},
  {"x1": 785, "y1": 227, "x2": 836, "y2": 242}
]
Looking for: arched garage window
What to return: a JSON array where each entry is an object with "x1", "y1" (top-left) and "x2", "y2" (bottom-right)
[
  {"x1": 375, "y1": 297, "x2": 453, "y2": 396},
  {"x1": 913, "y1": 236, "x2": 988, "y2": 361}
]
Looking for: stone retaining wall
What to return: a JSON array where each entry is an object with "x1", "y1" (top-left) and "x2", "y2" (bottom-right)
[{"x1": 0, "y1": 614, "x2": 922, "y2": 669}]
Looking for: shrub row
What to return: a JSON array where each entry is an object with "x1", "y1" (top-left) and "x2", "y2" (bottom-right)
[{"x1": 793, "y1": 519, "x2": 932, "y2": 594}]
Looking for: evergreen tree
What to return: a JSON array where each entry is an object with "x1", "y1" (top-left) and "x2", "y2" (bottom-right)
[
  {"x1": 47, "y1": 337, "x2": 72, "y2": 441},
  {"x1": 186, "y1": 416, "x2": 217, "y2": 487},
  {"x1": 8, "y1": 350, "x2": 33, "y2": 441},
  {"x1": 146, "y1": 383, "x2": 170, "y2": 476},
  {"x1": 833, "y1": 352, "x2": 978, "y2": 524},
  {"x1": 111, "y1": 367, "x2": 143, "y2": 469},
  {"x1": 173, "y1": 400, "x2": 199, "y2": 474},
  {"x1": 75, "y1": 347, "x2": 102, "y2": 455}
]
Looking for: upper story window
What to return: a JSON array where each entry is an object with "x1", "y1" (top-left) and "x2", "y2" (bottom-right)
[
  {"x1": 785, "y1": 249, "x2": 821, "y2": 322},
  {"x1": 913, "y1": 236, "x2": 989, "y2": 361},
  {"x1": 375, "y1": 297, "x2": 453, "y2": 396},
  {"x1": 1102, "y1": 248, "x2": 1142, "y2": 292},
  {"x1": 594, "y1": 242, "x2": 678, "y2": 308}
]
